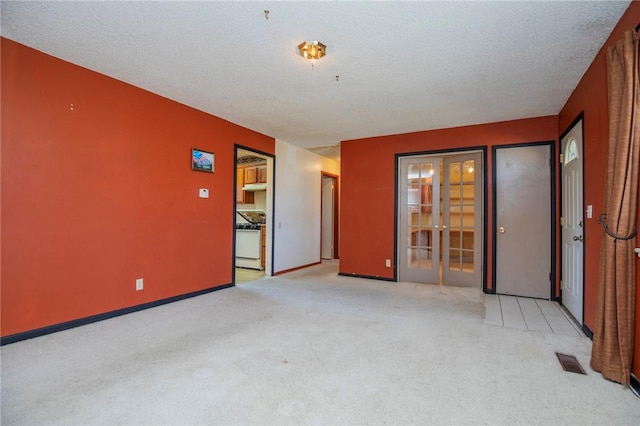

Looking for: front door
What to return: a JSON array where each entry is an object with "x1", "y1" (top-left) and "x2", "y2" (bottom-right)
[
  {"x1": 561, "y1": 119, "x2": 584, "y2": 322},
  {"x1": 494, "y1": 144, "x2": 552, "y2": 299},
  {"x1": 398, "y1": 152, "x2": 483, "y2": 286}
]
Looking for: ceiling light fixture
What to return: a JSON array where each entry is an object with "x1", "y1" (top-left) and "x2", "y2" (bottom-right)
[{"x1": 298, "y1": 41, "x2": 326, "y2": 69}]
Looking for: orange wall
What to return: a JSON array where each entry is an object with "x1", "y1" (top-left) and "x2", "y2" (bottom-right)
[
  {"x1": 1, "y1": 38, "x2": 274, "y2": 337},
  {"x1": 340, "y1": 116, "x2": 558, "y2": 286},
  {"x1": 558, "y1": 1, "x2": 640, "y2": 377}
]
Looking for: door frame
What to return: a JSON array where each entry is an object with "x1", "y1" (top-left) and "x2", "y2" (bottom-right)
[
  {"x1": 233, "y1": 145, "x2": 276, "y2": 284},
  {"x1": 394, "y1": 146, "x2": 488, "y2": 290},
  {"x1": 321, "y1": 172, "x2": 339, "y2": 260},
  {"x1": 559, "y1": 112, "x2": 586, "y2": 318},
  {"x1": 491, "y1": 141, "x2": 556, "y2": 299}
]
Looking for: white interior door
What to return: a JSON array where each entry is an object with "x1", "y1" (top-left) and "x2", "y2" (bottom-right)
[
  {"x1": 561, "y1": 120, "x2": 584, "y2": 322},
  {"x1": 399, "y1": 157, "x2": 440, "y2": 283},
  {"x1": 321, "y1": 176, "x2": 335, "y2": 260},
  {"x1": 495, "y1": 144, "x2": 552, "y2": 299}
]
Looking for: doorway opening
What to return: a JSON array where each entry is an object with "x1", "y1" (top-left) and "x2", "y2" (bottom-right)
[
  {"x1": 234, "y1": 146, "x2": 275, "y2": 284},
  {"x1": 397, "y1": 150, "x2": 484, "y2": 287},
  {"x1": 321, "y1": 172, "x2": 339, "y2": 260}
]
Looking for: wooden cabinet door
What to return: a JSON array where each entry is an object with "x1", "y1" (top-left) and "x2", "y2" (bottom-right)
[
  {"x1": 245, "y1": 167, "x2": 258, "y2": 184},
  {"x1": 236, "y1": 168, "x2": 254, "y2": 204},
  {"x1": 236, "y1": 169, "x2": 245, "y2": 203},
  {"x1": 258, "y1": 166, "x2": 267, "y2": 183}
]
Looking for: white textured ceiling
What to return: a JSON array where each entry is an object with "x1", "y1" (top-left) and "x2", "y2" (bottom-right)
[{"x1": 1, "y1": 1, "x2": 632, "y2": 160}]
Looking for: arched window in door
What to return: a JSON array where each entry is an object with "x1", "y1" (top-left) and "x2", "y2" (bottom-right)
[{"x1": 564, "y1": 138, "x2": 579, "y2": 165}]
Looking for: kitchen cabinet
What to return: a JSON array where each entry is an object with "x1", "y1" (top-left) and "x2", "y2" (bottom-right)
[
  {"x1": 243, "y1": 165, "x2": 267, "y2": 184},
  {"x1": 258, "y1": 166, "x2": 267, "y2": 183},
  {"x1": 245, "y1": 167, "x2": 258, "y2": 184},
  {"x1": 236, "y1": 168, "x2": 254, "y2": 204}
]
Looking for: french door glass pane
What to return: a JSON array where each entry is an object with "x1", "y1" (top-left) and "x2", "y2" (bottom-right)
[
  {"x1": 408, "y1": 184, "x2": 419, "y2": 206},
  {"x1": 449, "y1": 211, "x2": 462, "y2": 228},
  {"x1": 407, "y1": 247, "x2": 433, "y2": 268},
  {"x1": 420, "y1": 163, "x2": 433, "y2": 181},
  {"x1": 464, "y1": 160, "x2": 475, "y2": 179},
  {"x1": 446, "y1": 159, "x2": 475, "y2": 274},
  {"x1": 449, "y1": 162, "x2": 462, "y2": 181},
  {"x1": 408, "y1": 164, "x2": 420, "y2": 183},
  {"x1": 462, "y1": 210, "x2": 474, "y2": 226},
  {"x1": 462, "y1": 232, "x2": 474, "y2": 250},
  {"x1": 407, "y1": 162, "x2": 435, "y2": 271},
  {"x1": 462, "y1": 249, "x2": 474, "y2": 271},
  {"x1": 449, "y1": 249, "x2": 461, "y2": 271},
  {"x1": 450, "y1": 231, "x2": 461, "y2": 248},
  {"x1": 407, "y1": 248, "x2": 417, "y2": 267}
]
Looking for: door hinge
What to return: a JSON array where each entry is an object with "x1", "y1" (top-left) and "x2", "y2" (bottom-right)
[
  {"x1": 560, "y1": 280, "x2": 563, "y2": 290},
  {"x1": 560, "y1": 216, "x2": 564, "y2": 227},
  {"x1": 559, "y1": 153, "x2": 564, "y2": 164}
]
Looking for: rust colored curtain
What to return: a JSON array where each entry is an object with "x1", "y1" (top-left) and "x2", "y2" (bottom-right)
[{"x1": 591, "y1": 29, "x2": 639, "y2": 386}]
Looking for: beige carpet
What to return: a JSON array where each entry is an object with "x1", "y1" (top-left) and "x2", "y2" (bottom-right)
[{"x1": 2, "y1": 261, "x2": 639, "y2": 425}]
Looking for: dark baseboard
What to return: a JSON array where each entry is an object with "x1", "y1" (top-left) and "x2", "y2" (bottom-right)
[
  {"x1": 338, "y1": 272, "x2": 395, "y2": 282},
  {"x1": 631, "y1": 374, "x2": 640, "y2": 397},
  {"x1": 274, "y1": 261, "x2": 321, "y2": 276},
  {"x1": 1, "y1": 283, "x2": 234, "y2": 346},
  {"x1": 581, "y1": 324, "x2": 593, "y2": 340}
]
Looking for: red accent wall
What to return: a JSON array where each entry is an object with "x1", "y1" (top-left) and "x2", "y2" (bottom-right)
[
  {"x1": 340, "y1": 116, "x2": 558, "y2": 286},
  {"x1": 558, "y1": 1, "x2": 640, "y2": 379},
  {"x1": 1, "y1": 38, "x2": 274, "y2": 337}
]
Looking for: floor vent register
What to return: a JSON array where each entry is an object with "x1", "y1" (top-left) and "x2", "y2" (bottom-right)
[{"x1": 555, "y1": 352, "x2": 586, "y2": 375}]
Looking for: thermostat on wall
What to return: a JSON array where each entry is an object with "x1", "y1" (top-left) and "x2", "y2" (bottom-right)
[{"x1": 199, "y1": 188, "x2": 209, "y2": 198}]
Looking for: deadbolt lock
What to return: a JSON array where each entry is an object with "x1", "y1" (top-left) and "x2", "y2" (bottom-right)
[{"x1": 498, "y1": 226, "x2": 506, "y2": 234}]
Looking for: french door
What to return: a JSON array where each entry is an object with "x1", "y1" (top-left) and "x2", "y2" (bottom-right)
[{"x1": 398, "y1": 152, "x2": 482, "y2": 286}]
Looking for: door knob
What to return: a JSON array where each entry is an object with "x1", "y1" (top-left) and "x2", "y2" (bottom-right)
[
  {"x1": 573, "y1": 235, "x2": 583, "y2": 242},
  {"x1": 498, "y1": 226, "x2": 505, "y2": 234},
  {"x1": 434, "y1": 225, "x2": 439, "y2": 229},
  {"x1": 442, "y1": 225, "x2": 448, "y2": 230}
]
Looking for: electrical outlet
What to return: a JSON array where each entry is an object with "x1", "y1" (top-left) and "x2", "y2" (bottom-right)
[
  {"x1": 385, "y1": 259, "x2": 391, "y2": 267},
  {"x1": 136, "y1": 278, "x2": 143, "y2": 291}
]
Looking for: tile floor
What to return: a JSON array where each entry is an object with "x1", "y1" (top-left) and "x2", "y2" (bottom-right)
[
  {"x1": 235, "y1": 267, "x2": 265, "y2": 284},
  {"x1": 484, "y1": 294, "x2": 584, "y2": 337}
]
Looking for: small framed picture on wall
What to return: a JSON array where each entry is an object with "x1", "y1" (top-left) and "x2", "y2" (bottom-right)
[{"x1": 191, "y1": 148, "x2": 214, "y2": 173}]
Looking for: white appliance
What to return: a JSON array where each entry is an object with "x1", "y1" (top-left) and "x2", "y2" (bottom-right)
[{"x1": 235, "y1": 210, "x2": 265, "y2": 270}]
